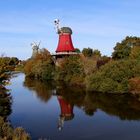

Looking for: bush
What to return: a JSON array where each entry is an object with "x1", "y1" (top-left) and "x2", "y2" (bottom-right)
[
  {"x1": 82, "y1": 57, "x2": 97, "y2": 75},
  {"x1": 0, "y1": 57, "x2": 19, "y2": 86},
  {"x1": 97, "y1": 56, "x2": 110, "y2": 68},
  {"x1": 129, "y1": 77, "x2": 140, "y2": 95},
  {"x1": 0, "y1": 117, "x2": 30, "y2": 140},
  {"x1": 86, "y1": 59, "x2": 140, "y2": 93},
  {"x1": 55, "y1": 55, "x2": 85, "y2": 85},
  {"x1": 112, "y1": 36, "x2": 140, "y2": 60},
  {"x1": 24, "y1": 49, "x2": 55, "y2": 80}
]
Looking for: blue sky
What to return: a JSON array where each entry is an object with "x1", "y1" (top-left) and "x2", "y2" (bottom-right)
[{"x1": 0, "y1": 0, "x2": 140, "y2": 60}]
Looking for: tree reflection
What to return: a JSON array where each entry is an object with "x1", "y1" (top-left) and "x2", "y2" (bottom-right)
[
  {"x1": 0, "y1": 89, "x2": 12, "y2": 119},
  {"x1": 0, "y1": 89, "x2": 30, "y2": 139},
  {"x1": 85, "y1": 92, "x2": 140, "y2": 120},
  {"x1": 56, "y1": 83, "x2": 86, "y2": 108},
  {"x1": 56, "y1": 84, "x2": 140, "y2": 120},
  {"x1": 24, "y1": 77, "x2": 55, "y2": 103},
  {"x1": 24, "y1": 78, "x2": 140, "y2": 121}
]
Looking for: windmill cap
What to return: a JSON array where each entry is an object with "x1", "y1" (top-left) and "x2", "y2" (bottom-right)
[{"x1": 58, "y1": 27, "x2": 72, "y2": 34}]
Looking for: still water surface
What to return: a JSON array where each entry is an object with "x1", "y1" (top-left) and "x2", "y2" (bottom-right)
[{"x1": 7, "y1": 73, "x2": 140, "y2": 140}]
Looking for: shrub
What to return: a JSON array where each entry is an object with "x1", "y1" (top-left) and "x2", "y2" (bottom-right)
[
  {"x1": 0, "y1": 117, "x2": 30, "y2": 140},
  {"x1": 129, "y1": 77, "x2": 140, "y2": 95},
  {"x1": 55, "y1": 55, "x2": 85, "y2": 85},
  {"x1": 86, "y1": 59, "x2": 139, "y2": 93},
  {"x1": 97, "y1": 56, "x2": 110, "y2": 68},
  {"x1": 24, "y1": 49, "x2": 55, "y2": 80},
  {"x1": 82, "y1": 57, "x2": 97, "y2": 75}
]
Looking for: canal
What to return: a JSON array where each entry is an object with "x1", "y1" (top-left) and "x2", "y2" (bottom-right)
[{"x1": 6, "y1": 73, "x2": 140, "y2": 140}]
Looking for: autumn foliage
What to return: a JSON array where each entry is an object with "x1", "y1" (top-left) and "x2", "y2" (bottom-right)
[{"x1": 24, "y1": 49, "x2": 55, "y2": 80}]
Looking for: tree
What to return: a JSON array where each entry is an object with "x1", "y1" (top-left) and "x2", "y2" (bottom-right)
[
  {"x1": 130, "y1": 46, "x2": 140, "y2": 60},
  {"x1": 112, "y1": 36, "x2": 140, "y2": 60},
  {"x1": 0, "y1": 57, "x2": 19, "y2": 86},
  {"x1": 112, "y1": 41, "x2": 130, "y2": 60},
  {"x1": 9, "y1": 57, "x2": 19, "y2": 65},
  {"x1": 82, "y1": 48, "x2": 93, "y2": 57},
  {"x1": 24, "y1": 49, "x2": 55, "y2": 80},
  {"x1": 75, "y1": 48, "x2": 81, "y2": 53},
  {"x1": 92, "y1": 49, "x2": 101, "y2": 57}
]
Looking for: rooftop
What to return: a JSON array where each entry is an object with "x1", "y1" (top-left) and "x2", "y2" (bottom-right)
[{"x1": 58, "y1": 27, "x2": 72, "y2": 34}]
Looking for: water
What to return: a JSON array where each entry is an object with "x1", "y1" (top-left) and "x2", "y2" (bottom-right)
[{"x1": 6, "y1": 73, "x2": 140, "y2": 140}]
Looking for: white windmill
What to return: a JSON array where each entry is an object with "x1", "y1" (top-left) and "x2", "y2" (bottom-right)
[{"x1": 31, "y1": 41, "x2": 41, "y2": 58}]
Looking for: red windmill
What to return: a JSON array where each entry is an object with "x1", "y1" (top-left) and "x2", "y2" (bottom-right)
[{"x1": 54, "y1": 19, "x2": 76, "y2": 55}]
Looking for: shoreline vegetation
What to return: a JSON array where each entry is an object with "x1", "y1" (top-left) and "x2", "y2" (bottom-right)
[
  {"x1": 0, "y1": 57, "x2": 30, "y2": 140},
  {"x1": 24, "y1": 36, "x2": 140, "y2": 95}
]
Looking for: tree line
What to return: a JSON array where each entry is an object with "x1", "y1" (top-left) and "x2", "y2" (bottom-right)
[{"x1": 24, "y1": 36, "x2": 140, "y2": 94}]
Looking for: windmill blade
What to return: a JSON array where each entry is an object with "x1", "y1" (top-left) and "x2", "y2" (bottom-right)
[
  {"x1": 38, "y1": 41, "x2": 41, "y2": 46},
  {"x1": 33, "y1": 41, "x2": 37, "y2": 46},
  {"x1": 54, "y1": 19, "x2": 60, "y2": 33}
]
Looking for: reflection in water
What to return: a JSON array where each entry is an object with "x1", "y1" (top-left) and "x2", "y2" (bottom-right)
[
  {"x1": 57, "y1": 95, "x2": 74, "y2": 131},
  {"x1": 7, "y1": 74, "x2": 140, "y2": 140},
  {"x1": 24, "y1": 77, "x2": 55, "y2": 103},
  {"x1": 56, "y1": 82, "x2": 140, "y2": 120},
  {"x1": 86, "y1": 92, "x2": 140, "y2": 120},
  {"x1": 0, "y1": 89, "x2": 12, "y2": 119},
  {"x1": 0, "y1": 87, "x2": 30, "y2": 140},
  {"x1": 24, "y1": 77, "x2": 140, "y2": 124}
]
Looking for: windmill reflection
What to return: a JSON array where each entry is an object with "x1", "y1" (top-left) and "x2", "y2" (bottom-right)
[
  {"x1": 24, "y1": 78, "x2": 75, "y2": 130},
  {"x1": 57, "y1": 95, "x2": 74, "y2": 131}
]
